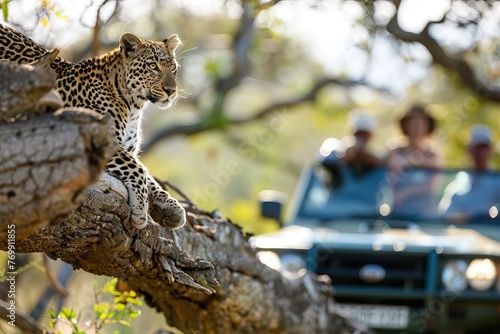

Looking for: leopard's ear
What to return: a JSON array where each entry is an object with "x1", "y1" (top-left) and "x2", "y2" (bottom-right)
[
  {"x1": 119, "y1": 33, "x2": 144, "y2": 58},
  {"x1": 163, "y1": 34, "x2": 181, "y2": 56}
]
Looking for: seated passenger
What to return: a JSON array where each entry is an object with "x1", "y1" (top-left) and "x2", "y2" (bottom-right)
[
  {"x1": 441, "y1": 125, "x2": 500, "y2": 218},
  {"x1": 387, "y1": 104, "x2": 441, "y2": 172},
  {"x1": 385, "y1": 105, "x2": 441, "y2": 214},
  {"x1": 341, "y1": 110, "x2": 382, "y2": 176},
  {"x1": 319, "y1": 111, "x2": 381, "y2": 190}
]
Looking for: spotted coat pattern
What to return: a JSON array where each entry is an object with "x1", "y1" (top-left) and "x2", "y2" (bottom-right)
[{"x1": 0, "y1": 23, "x2": 186, "y2": 230}]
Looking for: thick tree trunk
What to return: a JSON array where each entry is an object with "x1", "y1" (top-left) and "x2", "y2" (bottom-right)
[{"x1": 0, "y1": 56, "x2": 371, "y2": 334}]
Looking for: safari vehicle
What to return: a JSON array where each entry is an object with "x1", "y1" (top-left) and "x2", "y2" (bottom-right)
[{"x1": 252, "y1": 138, "x2": 500, "y2": 334}]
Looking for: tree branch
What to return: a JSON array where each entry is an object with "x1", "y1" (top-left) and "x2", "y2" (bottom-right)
[
  {"x1": 91, "y1": 0, "x2": 121, "y2": 57},
  {"x1": 142, "y1": 77, "x2": 389, "y2": 153},
  {"x1": 0, "y1": 299, "x2": 44, "y2": 334},
  {"x1": 386, "y1": 0, "x2": 500, "y2": 101},
  {"x1": 1, "y1": 173, "x2": 370, "y2": 333}
]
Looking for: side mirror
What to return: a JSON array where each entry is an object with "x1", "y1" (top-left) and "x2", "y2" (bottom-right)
[{"x1": 259, "y1": 190, "x2": 287, "y2": 226}]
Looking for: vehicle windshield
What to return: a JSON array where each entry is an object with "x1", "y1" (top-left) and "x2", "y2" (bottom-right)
[{"x1": 299, "y1": 165, "x2": 500, "y2": 225}]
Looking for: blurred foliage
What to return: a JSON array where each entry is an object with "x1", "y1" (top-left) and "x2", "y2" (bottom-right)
[
  {"x1": 1, "y1": 1, "x2": 8, "y2": 21},
  {"x1": 1, "y1": 0, "x2": 67, "y2": 27},
  {"x1": 48, "y1": 278, "x2": 142, "y2": 334}
]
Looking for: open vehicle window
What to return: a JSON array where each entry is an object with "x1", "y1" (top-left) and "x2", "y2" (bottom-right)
[{"x1": 299, "y1": 165, "x2": 500, "y2": 225}]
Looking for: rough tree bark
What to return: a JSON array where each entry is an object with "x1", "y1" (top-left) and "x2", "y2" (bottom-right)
[
  {"x1": 0, "y1": 109, "x2": 116, "y2": 240},
  {"x1": 0, "y1": 53, "x2": 371, "y2": 334}
]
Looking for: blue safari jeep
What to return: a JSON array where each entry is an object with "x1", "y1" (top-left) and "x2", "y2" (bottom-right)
[{"x1": 252, "y1": 138, "x2": 500, "y2": 334}]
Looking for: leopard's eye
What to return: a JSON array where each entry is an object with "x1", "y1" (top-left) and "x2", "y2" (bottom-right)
[{"x1": 148, "y1": 63, "x2": 159, "y2": 71}]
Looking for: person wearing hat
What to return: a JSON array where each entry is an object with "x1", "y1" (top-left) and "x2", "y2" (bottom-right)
[
  {"x1": 387, "y1": 104, "x2": 441, "y2": 172},
  {"x1": 441, "y1": 124, "x2": 500, "y2": 217},
  {"x1": 385, "y1": 104, "x2": 442, "y2": 214},
  {"x1": 467, "y1": 124, "x2": 493, "y2": 171},
  {"x1": 341, "y1": 111, "x2": 382, "y2": 176}
]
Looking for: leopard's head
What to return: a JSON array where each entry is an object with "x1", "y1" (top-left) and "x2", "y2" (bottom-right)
[{"x1": 119, "y1": 32, "x2": 180, "y2": 109}]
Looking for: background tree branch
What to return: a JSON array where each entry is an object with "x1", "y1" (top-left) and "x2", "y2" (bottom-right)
[
  {"x1": 386, "y1": 0, "x2": 500, "y2": 101},
  {"x1": 142, "y1": 77, "x2": 390, "y2": 152},
  {"x1": 0, "y1": 299, "x2": 45, "y2": 334}
]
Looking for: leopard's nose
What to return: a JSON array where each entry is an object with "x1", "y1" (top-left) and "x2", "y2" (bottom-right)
[{"x1": 163, "y1": 87, "x2": 177, "y2": 96}]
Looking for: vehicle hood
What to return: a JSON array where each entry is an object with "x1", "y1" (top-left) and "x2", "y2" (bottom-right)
[{"x1": 251, "y1": 223, "x2": 500, "y2": 255}]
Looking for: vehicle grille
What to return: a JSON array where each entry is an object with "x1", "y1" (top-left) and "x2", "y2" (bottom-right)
[{"x1": 314, "y1": 250, "x2": 427, "y2": 289}]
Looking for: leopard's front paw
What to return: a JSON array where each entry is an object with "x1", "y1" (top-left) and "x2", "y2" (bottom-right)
[
  {"x1": 130, "y1": 204, "x2": 149, "y2": 229},
  {"x1": 150, "y1": 194, "x2": 186, "y2": 230},
  {"x1": 125, "y1": 184, "x2": 149, "y2": 229}
]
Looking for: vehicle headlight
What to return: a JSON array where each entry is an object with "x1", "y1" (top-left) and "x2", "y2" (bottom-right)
[
  {"x1": 466, "y1": 258, "x2": 496, "y2": 291},
  {"x1": 442, "y1": 260, "x2": 468, "y2": 292},
  {"x1": 256, "y1": 252, "x2": 306, "y2": 274},
  {"x1": 280, "y1": 254, "x2": 306, "y2": 274},
  {"x1": 256, "y1": 251, "x2": 281, "y2": 271}
]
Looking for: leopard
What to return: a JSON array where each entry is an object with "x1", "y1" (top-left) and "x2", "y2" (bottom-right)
[{"x1": 0, "y1": 23, "x2": 186, "y2": 231}]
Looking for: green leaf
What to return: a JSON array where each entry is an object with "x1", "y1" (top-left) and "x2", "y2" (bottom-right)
[
  {"x1": 99, "y1": 302, "x2": 110, "y2": 312},
  {"x1": 61, "y1": 307, "x2": 71, "y2": 319},
  {"x1": 115, "y1": 303, "x2": 125, "y2": 311},
  {"x1": 105, "y1": 278, "x2": 118, "y2": 293},
  {"x1": 125, "y1": 297, "x2": 137, "y2": 304},
  {"x1": 69, "y1": 309, "x2": 77, "y2": 319},
  {"x1": 117, "y1": 320, "x2": 131, "y2": 326},
  {"x1": 129, "y1": 310, "x2": 141, "y2": 318},
  {"x1": 2, "y1": 1, "x2": 9, "y2": 21},
  {"x1": 49, "y1": 308, "x2": 56, "y2": 318},
  {"x1": 54, "y1": 9, "x2": 68, "y2": 20},
  {"x1": 96, "y1": 304, "x2": 108, "y2": 319},
  {"x1": 76, "y1": 311, "x2": 82, "y2": 322}
]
